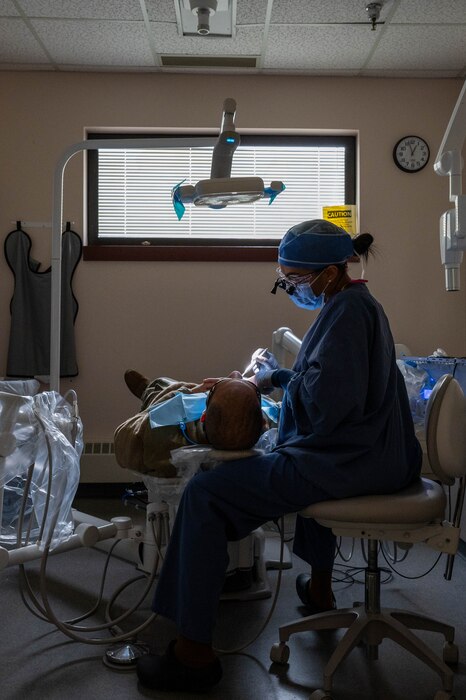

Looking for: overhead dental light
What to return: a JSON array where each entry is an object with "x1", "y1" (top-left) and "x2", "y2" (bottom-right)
[
  {"x1": 172, "y1": 98, "x2": 285, "y2": 219},
  {"x1": 434, "y1": 80, "x2": 466, "y2": 291}
]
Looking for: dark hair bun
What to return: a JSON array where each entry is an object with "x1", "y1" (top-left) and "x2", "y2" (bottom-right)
[{"x1": 352, "y1": 232, "x2": 374, "y2": 259}]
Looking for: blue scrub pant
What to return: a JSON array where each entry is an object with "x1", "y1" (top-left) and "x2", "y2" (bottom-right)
[{"x1": 152, "y1": 452, "x2": 335, "y2": 644}]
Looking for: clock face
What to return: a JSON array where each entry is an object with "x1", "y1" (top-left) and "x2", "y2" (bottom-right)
[{"x1": 393, "y1": 136, "x2": 430, "y2": 173}]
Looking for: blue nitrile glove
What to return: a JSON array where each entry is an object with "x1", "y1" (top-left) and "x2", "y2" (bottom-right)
[
  {"x1": 253, "y1": 350, "x2": 280, "y2": 374},
  {"x1": 253, "y1": 350, "x2": 281, "y2": 394},
  {"x1": 255, "y1": 368, "x2": 276, "y2": 394},
  {"x1": 255, "y1": 366, "x2": 296, "y2": 394}
]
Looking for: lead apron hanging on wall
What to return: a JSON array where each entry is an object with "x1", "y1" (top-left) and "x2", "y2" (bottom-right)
[{"x1": 4, "y1": 224, "x2": 82, "y2": 377}]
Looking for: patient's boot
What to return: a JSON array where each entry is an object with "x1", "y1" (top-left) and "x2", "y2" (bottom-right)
[{"x1": 124, "y1": 369, "x2": 150, "y2": 399}]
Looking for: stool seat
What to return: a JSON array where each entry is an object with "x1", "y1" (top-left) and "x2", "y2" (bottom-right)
[{"x1": 301, "y1": 478, "x2": 446, "y2": 526}]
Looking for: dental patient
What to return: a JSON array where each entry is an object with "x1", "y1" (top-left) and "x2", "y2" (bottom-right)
[{"x1": 114, "y1": 371, "x2": 264, "y2": 477}]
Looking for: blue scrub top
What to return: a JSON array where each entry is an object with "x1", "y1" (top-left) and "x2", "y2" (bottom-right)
[{"x1": 275, "y1": 283, "x2": 422, "y2": 498}]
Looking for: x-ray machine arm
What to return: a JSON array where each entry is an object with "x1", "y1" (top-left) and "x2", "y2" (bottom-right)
[{"x1": 434, "y1": 80, "x2": 466, "y2": 291}]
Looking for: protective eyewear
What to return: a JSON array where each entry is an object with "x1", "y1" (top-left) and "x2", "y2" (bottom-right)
[{"x1": 270, "y1": 267, "x2": 319, "y2": 296}]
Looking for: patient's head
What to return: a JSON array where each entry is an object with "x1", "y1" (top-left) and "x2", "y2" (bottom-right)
[{"x1": 203, "y1": 378, "x2": 263, "y2": 451}]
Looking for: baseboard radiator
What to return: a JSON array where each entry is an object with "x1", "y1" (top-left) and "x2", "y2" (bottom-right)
[{"x1": 80, "y1": 442, "x2": 137, "y2": 483}]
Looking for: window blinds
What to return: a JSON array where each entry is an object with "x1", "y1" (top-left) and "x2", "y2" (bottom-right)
[{"x1": 97, "y1": 145, "x2": 347, "y2": 240}]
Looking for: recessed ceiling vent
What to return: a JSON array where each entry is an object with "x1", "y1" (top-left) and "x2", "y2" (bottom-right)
[
  {"x1": 161, "y1": 55, "x2": 257, "y2": 68},
  {"x1": 175, "y1": 0, "x2": 234, "y2": 37}
]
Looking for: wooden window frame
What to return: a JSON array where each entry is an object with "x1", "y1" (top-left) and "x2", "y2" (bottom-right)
[{"x1": 85, "y1": 133, "x2": 356, "y2": 262}]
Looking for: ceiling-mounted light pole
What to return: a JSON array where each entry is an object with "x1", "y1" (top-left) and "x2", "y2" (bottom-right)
[
  {"x1": 177, "y1": 0, "x2": 232, "y2": 38},
  {"x1": 365, "y1": 2, "x2": 383, "y2": 30},
  {"x1": 190, "y1": 0, "x2": 217, "y2": 35}
]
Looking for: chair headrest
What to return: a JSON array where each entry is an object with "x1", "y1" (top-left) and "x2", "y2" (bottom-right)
[{"x1": 425, "y1": 374, "x2": 466, "y2": 483}]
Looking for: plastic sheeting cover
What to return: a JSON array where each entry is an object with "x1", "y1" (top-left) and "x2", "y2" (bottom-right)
[{"x1": 0, "y1": 390, "x2": 82, "y2": 550}]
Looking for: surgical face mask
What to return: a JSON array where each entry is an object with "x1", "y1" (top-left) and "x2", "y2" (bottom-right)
[
  {"x1": 290, "y1": 284, "x2": 324, "y2": 310},
  {"x1": 290, "y1": 269, "x2": 327, "y2": 309},
  {"x1": 149, "y1": 392, "x2": 207, "y2": 429}
]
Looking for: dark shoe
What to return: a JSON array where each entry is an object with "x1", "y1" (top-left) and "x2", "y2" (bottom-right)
[
  {"x1": 296, "y1": 573, "x2": 336, "y2": 613},
  {"x1": 136, "y1": 640, "x2": 223, "y2": 692},
  {"x1": 124, "y1": 369, "x2": 149, "y2": 399}
]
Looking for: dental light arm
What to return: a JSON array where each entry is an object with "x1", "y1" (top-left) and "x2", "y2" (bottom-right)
[
  {"x1": 434, "y1": 80, "x2": 466, "y2": 291},
  {"x1": 172, "y1": 98, "x2": 285, "y2": 217},
  {"x1": 210, "y1": 97, "x2": 239, "y2": 179}
]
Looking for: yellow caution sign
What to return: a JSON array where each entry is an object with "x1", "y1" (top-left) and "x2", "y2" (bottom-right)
[{"x1": 322, "y1": 205, "x2": 357, "y2": 235}]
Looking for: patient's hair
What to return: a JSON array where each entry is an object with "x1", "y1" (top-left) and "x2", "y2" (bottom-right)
[{"x1": 203, "y1": 378, "x2": 263, "y2": 451}]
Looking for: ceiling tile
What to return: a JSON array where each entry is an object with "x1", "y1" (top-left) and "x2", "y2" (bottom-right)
[
  {"x1": 270, "y1": 0, "x2": 389, "y2": 25},
  {"x1": 264, "y1": 24, "x2": 377, "y2": 69},
  {"x1": 0, "y1": 0, "x2": 465, "y2": 76},
  {"x1": 237, "y1": 0, "x2": 268, "y2": 25},
  {"x1": 149, "y1": 21, "x2": 262, "y2": 55},
  {"x1": 31, "y1": 19, "x2": 155, "y2": 65},
  {"x1": 391, "y1": 0, "x2": 466, "y2": 24},
  {"x1": 0, "y1": 0, "x2": 19, "y2": 16},
  {"x1": 369, "y1": 25, "x2": 466, "y2": 69},
  {"x1": 0, "y1": 18, "x2": 50, "y2": 61},
  {"x1": 145, "y1": 0, "x2": 177, "y2": 23},
  {"x1": 18, "y1": 0, "x2": 143, "y2": 20}
]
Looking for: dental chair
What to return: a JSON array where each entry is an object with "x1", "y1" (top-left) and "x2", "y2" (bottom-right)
[
  {"x1": 137, "y1": 454, "x2": 276, "y2": 601},
  {"x1": 72, "y1": 454, "x2": 278, "y2": 603},
  {"x1": 75, "y1": 356, "x2": 295, "y2": 601},
  {"x1": 270, "y1": 373, "x2": 466, "y2": 700}
]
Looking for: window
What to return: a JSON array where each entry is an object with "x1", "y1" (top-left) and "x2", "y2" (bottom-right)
[{"x1": 86, "y1": 133, "x2": 356, "y2": 261}]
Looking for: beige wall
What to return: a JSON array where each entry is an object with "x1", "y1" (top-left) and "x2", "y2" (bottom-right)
[{"x1": 0, "y1": 72, "x2": 464, "y2": 442}]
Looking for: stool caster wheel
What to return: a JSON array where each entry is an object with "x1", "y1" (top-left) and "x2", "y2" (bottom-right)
[
  {"x1": 270, "y1": 643, "x2": 289, "y2": 664},
  {"x1": 443, "y1": 642, "x2": 459, "y2": 666},
  {"x1": 309, "y1": 690, "x2": 333, "y2": 700},
  {"x1": 434, "y1": 692, "x2": 456, "y2": 700}
]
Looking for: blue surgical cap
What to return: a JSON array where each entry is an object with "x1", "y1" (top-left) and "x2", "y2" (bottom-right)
[{"x1": 278, "y1": 219, "x2": 354, "y2": 270}]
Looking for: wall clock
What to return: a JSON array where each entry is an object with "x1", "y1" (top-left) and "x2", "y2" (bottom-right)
[{"x1": 393, "y1": 135, "x2": 430, "y2": 173}]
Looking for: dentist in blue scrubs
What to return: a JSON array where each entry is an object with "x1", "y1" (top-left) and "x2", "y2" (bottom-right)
[{"x1": 137, "y1": 219, "x2": 422, "y2": 693}]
